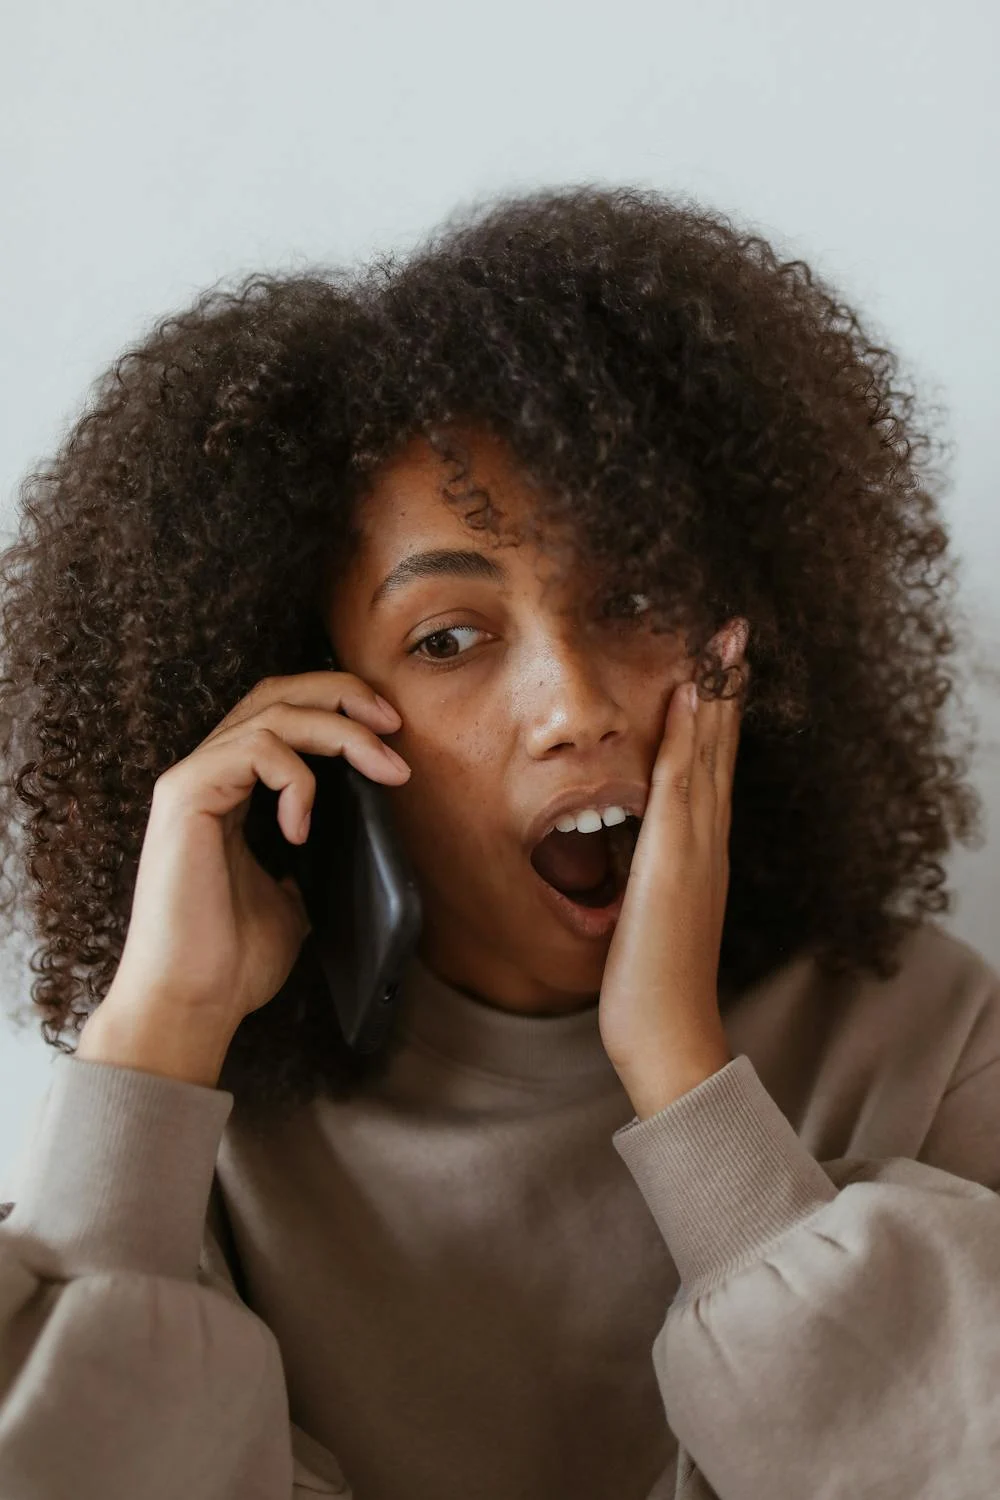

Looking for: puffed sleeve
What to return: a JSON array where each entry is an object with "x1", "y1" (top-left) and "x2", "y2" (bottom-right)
[
  {"x1": 616, "y1": 979, "x2": 1000, "y2": 1500},
  {"x1": 0, "y1": 1052, "x2": 352, "y2": 1499}
]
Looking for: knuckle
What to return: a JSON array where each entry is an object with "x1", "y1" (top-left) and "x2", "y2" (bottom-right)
[
  {"x1": 238, "y1": 676, "x2": 279, "y2": 719},
  {"x1": 252, "y1": 700, "x2": 287, "y2": 729},
  {"x1": 152, "y1": 763, "x2": 191, "y2": 807},
  {"x1": 247, "y1": 721, "x2": 280, "y2": 750},
  {"x1": 152, "y1": 765, "x2": 180, "y2": 797},
  {"x1": 238, "y1": 677, "x2": 273, "y2": 712}
]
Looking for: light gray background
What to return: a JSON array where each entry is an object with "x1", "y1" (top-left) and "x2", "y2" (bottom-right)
[{"x1": 2, "y1": 0, "x2": 998, "y2": 1194}]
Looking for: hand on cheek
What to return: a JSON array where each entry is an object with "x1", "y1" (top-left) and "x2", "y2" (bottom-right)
[{"x1": 597, "y1": 619, "x2": 750, "y2": 1119}]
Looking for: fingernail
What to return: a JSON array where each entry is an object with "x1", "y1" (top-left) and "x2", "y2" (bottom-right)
[
  {"x1": 375, "y1": 694, "x2": 400, "y2": 722},
  {"x1": 723, "y1": 619, "x2": 749, "y2": 665},
  {"x1": 382, "y1": 744, "x2": 409, "y2": 772}
]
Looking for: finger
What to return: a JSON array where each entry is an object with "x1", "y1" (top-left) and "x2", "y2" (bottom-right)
[
  {"x1": 713, "y1": 658, "x2": 750, "y2": 840},
  {"x1": 692, "y1": 679, "x2": 722, "y2": 784},
  {"x1": 163, "y1": 706, "x2": 410, "y2": 847},
  {"x1": 716, "y1": 658, "x2": 749, "y2": 764},
  {"x1": 158, "y1": 725, "x2": 317, "y2": 844},
  {"x1": 226, "y1": 702, "x2": 410, "y2": 785},
  {"x1": 686, "y1": 679, "x2": 723, "y2": 858},
  {"x1": 203, "y1": 671, "x2": 400, "y2": 747},
  {"x1": 687, "y1": 649, "x2": 747, "y2": 835},
  {"x1": 649, "y1": 678, "x2": 700, "y2": 830}
]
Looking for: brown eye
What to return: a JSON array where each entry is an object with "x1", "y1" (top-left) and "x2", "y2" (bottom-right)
[
  {"x1": 409, "y1": 625, "x2": 484, "y2": 663},
  {"x1": 601, "y1": 591, "x2": 650, "y2": 622}
]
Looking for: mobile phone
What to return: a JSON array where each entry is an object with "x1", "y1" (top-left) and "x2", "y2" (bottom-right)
[{"x1": 243, "y1": 646, "x2": 423, "y2": 1054}]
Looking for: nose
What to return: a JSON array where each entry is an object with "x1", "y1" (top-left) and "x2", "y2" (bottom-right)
[{"x1": 517, "y1": 638, "x2": 630, "y2": 758}]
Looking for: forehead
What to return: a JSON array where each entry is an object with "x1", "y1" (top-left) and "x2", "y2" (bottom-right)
[
  {"x1": 350, "y1": 426, "x2": 582, "y2": 587},
  {"x1": 357, "y1": 427, "x2": 533, "y2": 544}
]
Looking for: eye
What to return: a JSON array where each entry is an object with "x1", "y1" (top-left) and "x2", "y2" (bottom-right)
[
  {"x1": 600, "y1": 591, "x2": 651, "y2": 623},
  {"x1": 408, "y1": 624, "x2": 486, "y2": 664}
]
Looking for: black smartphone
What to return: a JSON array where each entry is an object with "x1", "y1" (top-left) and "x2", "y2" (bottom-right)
[{"x1": 243, "y1": 646, "x2": 423, "y2": 1054}]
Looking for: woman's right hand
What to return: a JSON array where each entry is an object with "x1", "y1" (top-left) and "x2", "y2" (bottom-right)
[{"x1": 76, "y1": 670, "x2": 410, "y2": 1081}]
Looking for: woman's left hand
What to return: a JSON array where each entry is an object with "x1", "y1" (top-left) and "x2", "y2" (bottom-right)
[{"x1": 598, "y1": 618, "x2": 750, "y2": 1120}]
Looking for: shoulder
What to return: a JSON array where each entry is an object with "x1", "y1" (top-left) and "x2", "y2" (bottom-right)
[
  {"x1": 884, "y1": 920, "x2": 1000, "y2": 1084},
  {"x1": 726, "y1": 919, "x2": 1000, "y2": 1147}
]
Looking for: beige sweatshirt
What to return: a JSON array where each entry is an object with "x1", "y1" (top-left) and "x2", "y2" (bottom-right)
[{"x1": 1, "y1": 916, "x2": 999, "y2": 1500}]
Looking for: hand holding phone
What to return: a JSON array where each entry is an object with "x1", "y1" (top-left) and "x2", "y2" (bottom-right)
[
  {"x1": 81, "y1": 666, "x2": 414, "y2": 1071},
  {"x1": 284, "y1": 650, "x2": 423, "y2": 1054}
]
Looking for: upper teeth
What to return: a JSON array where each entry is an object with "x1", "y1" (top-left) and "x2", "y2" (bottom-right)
[{"x1": 553, "y1": 805, "x2": 631, "y2": 835}]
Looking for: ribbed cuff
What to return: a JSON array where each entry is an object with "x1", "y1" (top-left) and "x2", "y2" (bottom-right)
[
  {"x1": 612, "y1": 1053, "x2": 837, "y2": 1292},
  {"x1": 6, "y1": 1052, "x2": 234, "y2": 1282}
]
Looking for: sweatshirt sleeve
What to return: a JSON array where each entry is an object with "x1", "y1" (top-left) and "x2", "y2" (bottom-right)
[
  {"x1": 613, "y1": 979, "x2": 1000, "y2": 1500},
  {"x1": 0, "y1": 1052, "x2": 352, "y2": 1500}
]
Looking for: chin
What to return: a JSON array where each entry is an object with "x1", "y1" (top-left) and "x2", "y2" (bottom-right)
[{"x1": 527, "y1": 926, "x2": 611, "y2": 994}]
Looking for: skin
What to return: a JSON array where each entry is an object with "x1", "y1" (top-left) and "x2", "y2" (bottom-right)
[{"x1": 325, "y1": 425, "x2": 744, "y2": 1051}]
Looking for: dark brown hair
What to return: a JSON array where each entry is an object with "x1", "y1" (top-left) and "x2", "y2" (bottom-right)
[{"x1": 0, "y1": 183, "x2": 987, "y2": 1118}]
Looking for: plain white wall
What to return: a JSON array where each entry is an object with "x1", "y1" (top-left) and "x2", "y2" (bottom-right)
[{"x1": 2, "y1": 0, "x2": 998, "y2": 1195}]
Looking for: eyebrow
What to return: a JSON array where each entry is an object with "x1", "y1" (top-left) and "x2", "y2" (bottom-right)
[{"x1": 369, "y1": 548, "x2": 508, "y2": 610}]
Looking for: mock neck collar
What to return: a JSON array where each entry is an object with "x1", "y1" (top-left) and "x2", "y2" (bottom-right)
[{"x1": 392, "y1": 949, "x2": 618, "y2": 1086}]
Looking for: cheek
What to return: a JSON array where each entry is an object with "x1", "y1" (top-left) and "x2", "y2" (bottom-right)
[
  {"x1": 395, "y1": 719, "x2": 499, "y2": 801},
  {"x1": 388, "y1": 758, "x2": 510, "y2": 882}
]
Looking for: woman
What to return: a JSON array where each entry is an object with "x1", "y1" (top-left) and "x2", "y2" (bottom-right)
[{"x1": 0, "y1": 184, "x2": 997, "y2": 1499}]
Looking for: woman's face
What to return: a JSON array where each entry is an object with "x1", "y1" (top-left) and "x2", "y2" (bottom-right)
[{"x1": 326, "y1": 426, "x2": 705, "y2": 1015}]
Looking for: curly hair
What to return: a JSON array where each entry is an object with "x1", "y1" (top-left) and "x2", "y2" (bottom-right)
[{"x1": 0, "y1": 183, "x2": 987, "y2": 1119}]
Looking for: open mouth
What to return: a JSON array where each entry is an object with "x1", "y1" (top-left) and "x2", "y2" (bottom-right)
[{"x1": 528, "y1": 816, "x2": 642, "y2": 908}]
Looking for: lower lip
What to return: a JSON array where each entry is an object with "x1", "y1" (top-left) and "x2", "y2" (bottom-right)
[{"x1": 530, "y1": 866, "x2": 625, "y2": 940}]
